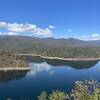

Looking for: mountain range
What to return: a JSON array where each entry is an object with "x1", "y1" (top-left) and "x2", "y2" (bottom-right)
[{"x1": 0, "y1": 35, "x2": 100, "y2": 58}]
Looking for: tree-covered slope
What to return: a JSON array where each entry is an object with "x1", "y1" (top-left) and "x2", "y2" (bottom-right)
[{"x1": 0, "y1": 35, "x2": 100, "y2": 58}]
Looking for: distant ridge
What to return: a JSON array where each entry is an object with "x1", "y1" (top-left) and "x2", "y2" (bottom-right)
[{"x1": 0, "y1": 35, "x2": 100, "y2": 58}]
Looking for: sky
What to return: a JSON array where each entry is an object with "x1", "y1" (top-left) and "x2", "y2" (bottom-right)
[{"x1": 0, "y1": 0, "x2": 100, "y2": 40}]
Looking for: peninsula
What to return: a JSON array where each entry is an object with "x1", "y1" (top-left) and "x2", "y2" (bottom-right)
[{"x1": 0, "y1": 51, "x2": 31, "y2": 71}]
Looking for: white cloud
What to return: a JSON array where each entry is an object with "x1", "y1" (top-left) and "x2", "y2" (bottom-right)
[
  {"x1": 92, "y1": 34, "x2": 98, "y2": 37},
  {"x1": 80, "y1": 33, "x2": 100, "y2": 40},
  {"x1": 0, "y1": 22, "x2": 7, "y2": 27},
  {"x1": 0, "y1": 31, "x2": 18, "y2": 35},
  {"x1": 49, "y1": 25, "x2": 55, "y2": 29},
  {"x1": 6, "y1": 32, "x2": 18, "y2": 35},
  {"x1": 0, "y1": 22, "x2": 54, "y2": 37}
]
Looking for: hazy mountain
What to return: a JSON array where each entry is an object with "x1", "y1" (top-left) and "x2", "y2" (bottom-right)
[{"x1": 0, "y1": 35, "x2": 100, "y2": 47}]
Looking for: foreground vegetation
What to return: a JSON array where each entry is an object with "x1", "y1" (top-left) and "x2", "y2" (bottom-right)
[
  {"x1": 5, "y1": 80, "x2": 100, "y2": 100},
  {"x1": 38, "y1": 80, "x2": 100, "y2": 100}
]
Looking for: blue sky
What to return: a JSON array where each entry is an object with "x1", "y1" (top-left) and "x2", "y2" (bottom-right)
[{"x1": 0, "y1": 0, "x2": 100, "y2": 40}]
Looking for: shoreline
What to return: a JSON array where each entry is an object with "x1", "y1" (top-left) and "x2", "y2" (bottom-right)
[
  {"x1": 17, "y1": 54, "x2": 100, "y2": 61},
  {"x1": 40, "y1": 56, "x2": 100, "y2": 61},
  {"x1": 0, "y1": 67, "x2": 31, "y2": 71}
]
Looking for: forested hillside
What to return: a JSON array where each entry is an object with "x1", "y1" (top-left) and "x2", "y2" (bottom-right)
[{"x1": 0, "y1": 35, "x2": 100, "y2": 58}]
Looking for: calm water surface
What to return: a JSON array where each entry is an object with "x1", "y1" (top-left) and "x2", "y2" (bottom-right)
[{"x1": 0, "y1": 56, "x2": 100, "y2": 100}]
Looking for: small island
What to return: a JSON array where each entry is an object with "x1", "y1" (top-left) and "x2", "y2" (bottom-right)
[{"x1": 0, "y1": 51, "x2": 31, "y2": 71}]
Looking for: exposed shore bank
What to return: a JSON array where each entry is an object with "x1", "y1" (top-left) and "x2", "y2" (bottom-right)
[
  {"x1": 17, "y1": 54, "x2": 100, "y2": 61},
  {"x1": 0, "y1": 67, "x2": 31, "y2": 71}
]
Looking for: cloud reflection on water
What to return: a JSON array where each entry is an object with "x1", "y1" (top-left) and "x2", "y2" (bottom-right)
[{"x1": 26, "y1": 62, "x2": 53, "y2": 77}]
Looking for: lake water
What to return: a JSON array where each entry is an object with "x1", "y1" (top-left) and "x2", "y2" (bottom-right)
[{"x1": 0, "y1": 56, "x2": 100, "y2": 100}]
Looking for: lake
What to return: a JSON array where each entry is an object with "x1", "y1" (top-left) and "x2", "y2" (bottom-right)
[{"x1": 0, "y1": 56, "x2": 100, "y2": 100}]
